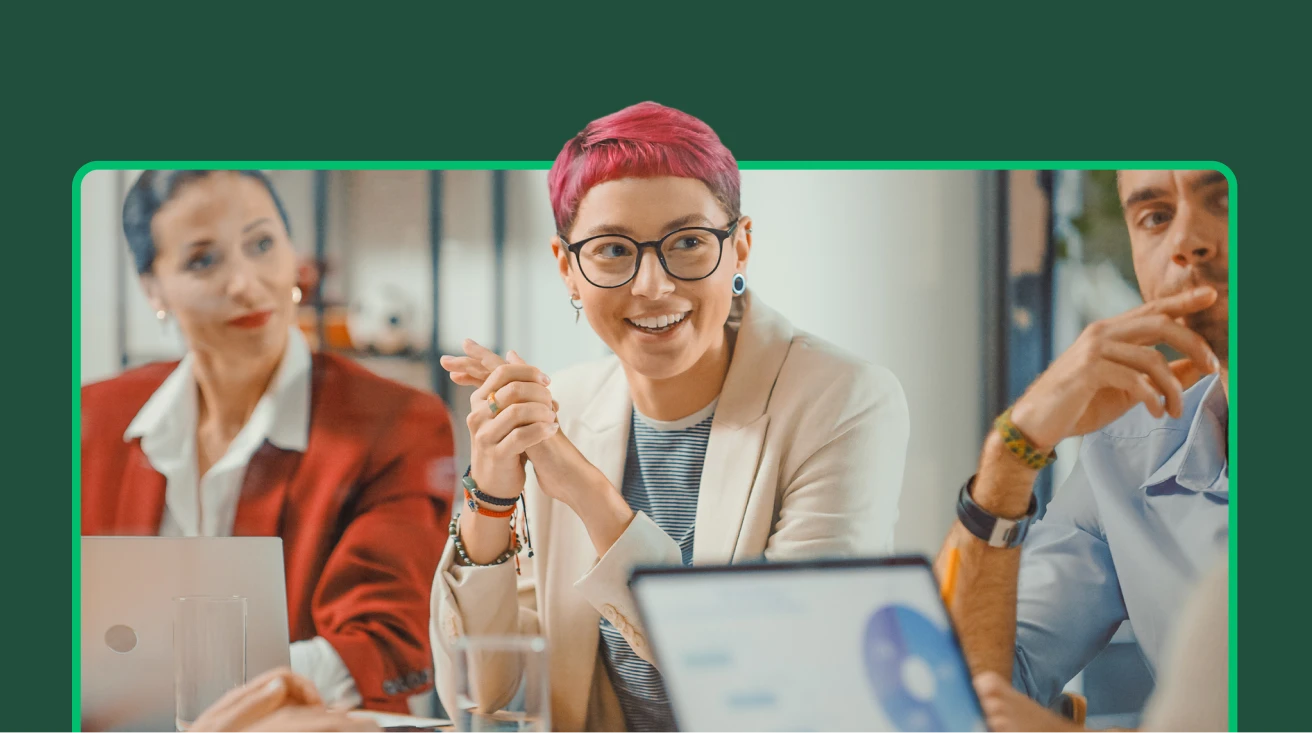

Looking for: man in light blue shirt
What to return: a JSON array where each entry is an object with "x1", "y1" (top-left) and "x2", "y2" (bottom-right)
[
  {"x1": 1012, "y1": 372, "x2": 1228, "y2": 705},
  {"x1": 938, "y1": 170, "x2": 1230, "y2": 712}
]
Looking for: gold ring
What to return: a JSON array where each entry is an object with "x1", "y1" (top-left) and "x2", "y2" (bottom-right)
[{"x1": 488, "y1": 397, "x2": 500, "y2": 417}]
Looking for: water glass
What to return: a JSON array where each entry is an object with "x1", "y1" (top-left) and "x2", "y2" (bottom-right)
[{"x1": 452, "y1": 635, "x2": 550, "y2": 732}]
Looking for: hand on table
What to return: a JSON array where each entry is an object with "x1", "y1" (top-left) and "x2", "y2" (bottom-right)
[
  {"x1": 974, "y1": 672, "x2": 1084, "y2": 733},
  {"x1": 188, "y1": 667, "x2": 378, "y2": 732},
  {"x1": 1009, "y1": 286, "x2": 1221, "y2": 454}
]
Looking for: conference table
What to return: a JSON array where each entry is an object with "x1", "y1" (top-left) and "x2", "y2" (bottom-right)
[{"x1": 348, "y1": 709, "x2": 453, "y2": 732}]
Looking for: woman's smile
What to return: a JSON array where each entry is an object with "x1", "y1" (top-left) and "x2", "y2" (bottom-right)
[{"x1": 625, "y1": 310, "x2": 691, "y2": 336}]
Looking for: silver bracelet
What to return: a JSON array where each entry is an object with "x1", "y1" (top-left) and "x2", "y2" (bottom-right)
[{"x1": 449, "y1": 514, "x2": 520, "y2": 567}]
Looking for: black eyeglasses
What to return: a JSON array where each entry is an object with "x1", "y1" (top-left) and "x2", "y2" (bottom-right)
[{"x1": 562, "y1": 220, "x2": 739, "y2": 289}]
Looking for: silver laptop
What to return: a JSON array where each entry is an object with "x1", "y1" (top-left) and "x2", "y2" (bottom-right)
[
  {"x1": 81, "y1": 537, "x2": 293, "y2": 732},
  {"x1": 630, "y1": 556, "x2": 988, "y2": 732}
]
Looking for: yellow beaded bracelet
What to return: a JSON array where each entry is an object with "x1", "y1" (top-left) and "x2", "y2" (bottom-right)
[{"x1": 994, "y1": 407, "x2": 1057, "y2": 470}]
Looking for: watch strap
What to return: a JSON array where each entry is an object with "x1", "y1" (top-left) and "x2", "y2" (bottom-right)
[{"x1": 956, "y1": 475, "x2": 1037, "y2": 548}]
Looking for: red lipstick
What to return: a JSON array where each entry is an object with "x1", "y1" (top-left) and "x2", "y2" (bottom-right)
[{"x1": 228, "y1": 310, "x2": 273, "y2": 329}]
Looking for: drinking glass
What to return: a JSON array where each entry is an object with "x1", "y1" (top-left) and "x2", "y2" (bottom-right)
[{"x1": 451, "y1": 635, "x2": 550, "y2": 732}]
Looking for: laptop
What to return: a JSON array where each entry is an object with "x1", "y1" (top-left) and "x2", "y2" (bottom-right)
[
  {"x1": 630, "y1": 556, "x2": 988, "y2": 732},
  {"x1": 81, "y1": 537, "x2": 293, "y2": 732}
]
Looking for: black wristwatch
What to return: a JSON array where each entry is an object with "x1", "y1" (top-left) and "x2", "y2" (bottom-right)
[{"x1": 956, "y1": 475, "x2": 1037, "y2": 548}]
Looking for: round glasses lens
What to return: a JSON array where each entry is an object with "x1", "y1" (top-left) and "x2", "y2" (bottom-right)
[
  {"x1": 578, "y1": 237, "x2": 639, "y2": 287},
  {"x1": 660, "y1": 229, "x2": 723, "y2": 280}
]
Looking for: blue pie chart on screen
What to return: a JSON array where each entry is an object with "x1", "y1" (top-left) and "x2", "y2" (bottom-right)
[{"x1": 863, "y1": 605, "x2": 981, "y2": 732}]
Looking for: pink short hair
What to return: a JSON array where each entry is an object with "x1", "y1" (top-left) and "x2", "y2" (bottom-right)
[{"x1": 548, "y1": 101, "x2": 741, "y2": 236}]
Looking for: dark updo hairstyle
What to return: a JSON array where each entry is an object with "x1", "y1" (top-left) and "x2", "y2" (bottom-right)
[{"x1": 122, "y1": 170, "x2": 292, "y2": 274}]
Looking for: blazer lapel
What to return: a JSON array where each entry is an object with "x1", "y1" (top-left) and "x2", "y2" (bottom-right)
[
  {"x1": 571, "y1": 361, "x2": 633, "y2": 490},
  {"x1": 693, "y1": 292, "x2": 793, "y2": 565},
  {"x1": 693, "y1": 416, "x2": 771, "y2": 564},
  {"x1": 233, "y1": 354, "x2": 326, "y2": 537},
  {"x1": 116, "y1": 441, "x2": 167, "y2": 535},
  {"x1": 232, "y1": 443, "x2": 299, "y2": 537}
]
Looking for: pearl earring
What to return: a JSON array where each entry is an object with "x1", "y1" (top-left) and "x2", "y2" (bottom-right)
[
  {"x1": 292, "y1": 286, "x2": 303, "y2": 304},
  {"x1": 156, "y1": 310, "x2": 167, "y2": 321}
]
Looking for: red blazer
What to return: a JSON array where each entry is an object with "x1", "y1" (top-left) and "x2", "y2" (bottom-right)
[{"x1": 81, "y1": 354, "x2": 455, "y2": 712}]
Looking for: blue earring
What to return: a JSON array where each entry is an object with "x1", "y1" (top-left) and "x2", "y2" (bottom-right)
[{"x1": 731, "y1": 273, "x2": 747, "y2": 295}]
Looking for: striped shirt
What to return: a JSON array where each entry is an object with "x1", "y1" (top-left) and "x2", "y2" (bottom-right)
[{"x1": 600, "y1": 399, "x2": 717, "y2": 732}]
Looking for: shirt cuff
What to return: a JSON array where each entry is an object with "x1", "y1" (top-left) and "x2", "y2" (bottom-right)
[
  {"x1": 290, "y1": 636, "x2": 364, "y2": 709},
  {"x1": 572, "y1": 511, "x2": 682, "y2": 664}
]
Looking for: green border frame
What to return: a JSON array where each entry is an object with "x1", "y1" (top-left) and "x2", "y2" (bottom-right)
[{"x1": 72, "y1": 161, "x2": 1238, "y2": 732}]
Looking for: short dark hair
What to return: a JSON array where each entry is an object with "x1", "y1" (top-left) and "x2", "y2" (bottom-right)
[{"x1": 122, "y1": 170, "x2": 291, "y2": 274}]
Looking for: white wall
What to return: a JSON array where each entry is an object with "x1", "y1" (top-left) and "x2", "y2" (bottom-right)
[
  {"x1": 78, "y1": 169, "x2": 984, "y2": 555},
  {"x1": 739, "y1": 171, "x2": 984, "y2": 555},
  {"x1": 503, "y1": 170, "x2": 611, "y2": 371},
  {"x1": 80, "y1": 170, "x2": 120, "y2": 384}
]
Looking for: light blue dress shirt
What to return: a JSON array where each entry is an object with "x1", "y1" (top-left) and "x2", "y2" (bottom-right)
[{"x1": 1013, "y1": 374, "x2": 1229, "y2": 705}]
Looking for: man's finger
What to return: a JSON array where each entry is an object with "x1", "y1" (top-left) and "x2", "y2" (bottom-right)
[
  {"x1": 1104, "y1": 343, "x2": 1184, "y2": 419},
  {"x1": 1112, "y1": 313, "x2": 1219, "y2": 375},
  {"x1": 1096, "y1": 361, "x2": 1166, "y2": 419},
  {"x1": 1171, "y1": 358, "x2": 1210, "y2": 391},
  {"x1": 1140, "y1": 285, "x2": 1219, "y2": 317}
]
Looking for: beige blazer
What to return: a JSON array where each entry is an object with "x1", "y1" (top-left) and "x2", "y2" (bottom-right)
[{"x1": 429, "y1": 292, "x2": 910, "y2": 731}]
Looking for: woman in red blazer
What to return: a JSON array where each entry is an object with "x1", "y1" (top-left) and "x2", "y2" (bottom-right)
[{"x1": 80, "y1": 170, "x2": 454, "y2": 713}]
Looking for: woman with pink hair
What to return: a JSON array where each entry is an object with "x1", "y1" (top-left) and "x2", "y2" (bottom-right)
[{"x1": 431, "y1": 102, "x2": 910, "y2": 731}]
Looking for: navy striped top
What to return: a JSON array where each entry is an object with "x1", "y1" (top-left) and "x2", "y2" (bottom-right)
[{"x1": 599, "y1": 399, "x2": 717, "y2": 732}]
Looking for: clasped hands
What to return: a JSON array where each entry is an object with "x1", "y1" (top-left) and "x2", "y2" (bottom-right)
[
  {"x1": 441, "y1": 340, "x2": 634, "y2": 556},
  {"x1": 441, "y1": 340, "x2": 583, "y2": 505}
]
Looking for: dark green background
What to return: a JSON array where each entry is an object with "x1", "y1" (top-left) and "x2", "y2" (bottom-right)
[{"x1": 11, "y1": 4, "x2": 1299, "y2": 731}]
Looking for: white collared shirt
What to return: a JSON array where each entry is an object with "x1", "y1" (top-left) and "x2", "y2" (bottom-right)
[{"x1": 124, "y1": 328, "x2": 362, "y2": 708}]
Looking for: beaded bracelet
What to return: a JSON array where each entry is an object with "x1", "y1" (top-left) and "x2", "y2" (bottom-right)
[
  {"x1": 994, "y1": 407, "x2": 1058, "y2": 470},
  {"x1": 460, "y1": 466, "x2": 535, "y2": 559},
  {"x1": 449, "y1": 514, "x2": 521, "y2": 568},
  {"x1": 459, "y1": 465, "x2": 536, "y2": 562}
]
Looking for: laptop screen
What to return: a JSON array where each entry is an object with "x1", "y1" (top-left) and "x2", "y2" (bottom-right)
[{"x1": 630, "y1": 557, "x2": 988, "y2": 732}]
